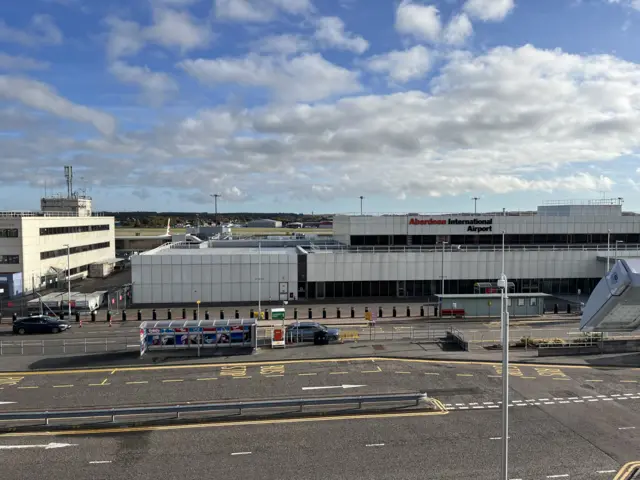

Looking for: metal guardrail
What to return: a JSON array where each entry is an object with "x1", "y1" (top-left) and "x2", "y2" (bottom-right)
[
  {"x1": 0, "y1": 393, "x2": 429, "y2": 425},
  {"x1": 310, "y1": 243, "x2": 640, "y2": 253}
]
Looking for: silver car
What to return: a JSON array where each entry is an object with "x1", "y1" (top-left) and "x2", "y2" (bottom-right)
[{"x1": 286, "y1": 322, "x2": 339, "y2": 342}]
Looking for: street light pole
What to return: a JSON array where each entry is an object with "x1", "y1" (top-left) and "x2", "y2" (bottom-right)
[
  {"x1": 472, "y1": 197, "x2": 479, "y2": 214},
  {"x1": 359, "y1": 196, "x2": 364, "y2": 216},
  {"x1": 499, "y1": 230, "x2": 509, "y2": 480},
  {"x1": 64, "y1": 244, "x2": 71, "y2": 319},
  {"x1": 440, "y1": 241, "x2": 447, "y2": 317},
  {"x1": 210, "y1": 193, "x2": 221, "y2": 225},
  {"x1": 607, "y1": 229, "x2": 611, "y2": 273},
  {"x1": 258, "y1": 241, "x2": 262, "y2": 320}
]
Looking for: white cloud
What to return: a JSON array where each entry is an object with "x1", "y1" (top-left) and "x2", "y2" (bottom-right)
[
  {"x1": 9, "y1": 44, "x2": 640, "y2": 203},
  {"x1": 0, "y1": 14, "x2": 63, "y2": 47},
  {"x1": 464, "y1": 0, "x2": 515, "y2": 22},
  {"x1": 252, "y1": 34, "x2": 312, "y2": 55},
  {"x1": 215, "y1": 0, "x2": 313, "y2": 22},
  {"x1": 179, "y1": 53, "x2": 361, "y2": 102},
  {"x1": 0, "y1": 53, "x2": 49, "y2": 71},
  {"x1": 0, "y1": 76, "x2": 115, "y2": 135},
  {"x1": 365, "y1": 45, "x2": 432, "y2": 83},
  {"x1": 314, "y1": 16, "x2": 369, "y2": 54},
  {"x1": 109, "y1": 61, "x2": 178, "y2": 105},
  {"x1": 395, "y1": 1, "x2": 441, "y2": 43},
  {"x1": 443, "y1": 13, "x2": 473, "y2": 45},
  {"x1": 105, "y1": 8, "x2": 212, "y2": 60}
]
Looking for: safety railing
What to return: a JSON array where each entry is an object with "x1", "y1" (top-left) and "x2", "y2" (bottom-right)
[
  {"x1": 0, "y1": 393, "x2": 429, "y2": 426},
  {"x1": 0, "y1": 337, "x2": 139, "y2": 356},
  {"x1": 310, "y1": 244, "x2": 640, "y2": 254}
]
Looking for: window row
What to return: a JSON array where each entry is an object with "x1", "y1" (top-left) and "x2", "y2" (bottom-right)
[
  {"x1": 351, "y1": 233, "x2": 640, "y2": 246},
  {"x1": 40, "y1": 224, "x2": 110, "y2": 236},
  {"x1": 0, "y1": 255, "x2": 19, "y2": 264},
  {"x1": 301, "y1": 277, "x2": 602, "y2": 299},
  {"x1": 40, "y1": 241, "x2": 111, "y2": 260},
  {"x1": 0, "y1": 229, "x2": 19, "y2": 238}
]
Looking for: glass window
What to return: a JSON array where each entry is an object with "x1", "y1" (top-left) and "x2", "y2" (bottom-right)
[{"x1": 0, "y1": 255, "x2": 19, "y2": 264}]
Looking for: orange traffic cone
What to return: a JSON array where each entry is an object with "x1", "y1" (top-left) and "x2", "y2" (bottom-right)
[
  {"x1": 109, "y1": 318, "x2": 112, "y2": 327},
  {"x1": 79, "y1": 319, "x2": 83, "y2": 328}
]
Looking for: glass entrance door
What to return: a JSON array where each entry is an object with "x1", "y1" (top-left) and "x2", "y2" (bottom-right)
[{"x1": 316, "y1": 282, "x2": 325, "y2": 299}]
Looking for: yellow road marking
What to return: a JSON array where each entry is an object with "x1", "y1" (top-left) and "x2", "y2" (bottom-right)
[
  {"x1": 233, "y1": 376, "x2": 252, "y2": 380},
  {"x1": 265, "y1": 375, "x2": 284, "y2": 378},
  {"x1": 552, "y1": 378, "x2": 571, "y2": 381},
  {"x1": 260, "y1": 365, "x2": 285, "y2": 376},
  {"x1": 196, "y1": 378, "x2": 217, "y2": 381},
  {"x1": 424, "y1": 373, "x2": 440, "y2": 376},
  {"x1": 0, "y1": 356, "x2": 636, "y2": 378},
  {"x1": 110, "y1": 369, "x2": 117, "y2": 375},
  {"x1": 53, "y1": 385, "x2": 73, "y2": 388},
  {"x1": 90, "y1": 378, "x2": 111, "y2": 386},
  {"x1": 395, "y1": 371, "x2": 411, "y2": 375},
  {"x1": 621, "y1": 380, "x2": 638, "y2": 383},
  {"x1": 457, "y1": 374, "x2": 473, "y2": 377},
  {"x1": 17, "y1": 386, "x2": 38, "y2": 389},
  {"x1": 329, "y1": 372, "x2": 349, "y2": 375},
  {"x1": 298, "y1": 373, "x2": 317, "y2": 376},
  {"x1": 585, "y1": 380, "x2": 603, "y2": 383},
  {"x1": 614, "y1": 461, "x2": 640, "y2": 480},
  {"x1": 162, "y1": 379, "x2": 183, "y2": 383},
  {"x1": 126, "y1": 381, "x2": 148, "y2": 385},
  {"x1": 361, "y1": 366, "x2": 382, "y2": 373},
  {"x1": 0, "y1": 409, "x2": 448, "y2": 438},
  {"x1": 487, "y1": 375, "x2": 501, "y2": 378},
  {"x1": 520, "y1": 377, "x2": 536, "y2": 379}
]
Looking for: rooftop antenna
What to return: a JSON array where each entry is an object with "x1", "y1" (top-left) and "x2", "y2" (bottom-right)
[{"x1": 64, "y1": 165, "x2": 73, "y2": 198}]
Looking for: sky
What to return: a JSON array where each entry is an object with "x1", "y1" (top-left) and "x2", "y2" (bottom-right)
[{"x1": 2, "y1": 0, "x2": 640, "y2": 215}]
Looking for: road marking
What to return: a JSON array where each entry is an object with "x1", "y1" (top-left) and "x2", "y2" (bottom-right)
[
  {"x1": 552, "y1": 378, "x2": 570, "y2": 381},
  {"x1": 366, "y1": 443, "x2": 385, "y2": 447},
  {"x1": 621, "y1": 380, "x2": 638, "y2": 383},
  {"x1": 298, "y1": 373, "x2": 317, "y2": 376},
  {"x1": 362, "y1": 366, "x2": 383, "y2": 373},
  {"x1": 588, "y1": 399, "x2": 599, "y2": 402},
  {"x1": 520, "y1": 376, "x2": 536, "y2": 379},
  {"x1": 547, "y1": 475, "x2": 569, "y2": 479},
  {"x1": 619, "y1": 427, "x2": 636, "y2": 430},
  {"x1": 582, "y1": 396, "x2": 593, "y2": 399},
  {"x1": 394, "y1": 371, "x2": 411, "y2": 374},
  {"x1": 162, "y1": 379, "x2": 183, "y2": 383},
  {"x1": 265, "y1": 375, "x2": 284, "y2": 378},
  {"x1": 260, "y1": 365, "x2": 285, "y2": 376},
  {"x1": 17, "y1": 386, "x2": 38, "y2": 389},
  {"x1": 596, "y1": 470, "x2": 616, "y2": 474},
  {"x1": 196, "y1": 378, "x2": 217, "y2": 381},
  {"x1": 0, "y1": 377, "x2": 24, "y2": 386},
  {"x1": 89, "y1": 378, "x2": 111, "y2": 386},
  {"x1": 0, "y1": 401, "x2": 16, "y2": 405},
  {"x1": 487, "y1": 375, "x2": 501, "y2": 378},
  {"x1": 89, "y1": 461, "x2": 112, "y2": 464},
  {"x1": 302, "y1": 385, "x2": 366, "y2": 391},
  {"x1": 0, "y1": 442, "x2": 76, "y2": 450},
  {"x1": 126, "y1": 381, "x2": 148, "y2": 385},
  {"x1": 329, "y1": 372, "x2": 349, "y2": 375},
  {"x1": 457, "y1": 374, "x2": 473, "y2": 377},
  {"x1": 539, "y1": 398, "x2": 549, "y2": 401},
  {"x1": 544, "y1": 402, "x2": 555, "y2": 405},
  {"x1": 585, "y1": 380, "x2": 603, "y2": 383},
  {"x1": 53, "y1": 385, "x2": 73, "y2": 388},
  {"x1": 424, "y1": 372, "x2": 439, "y2": 376},
  {"x1": 231, "y1": 452, "x2": 252, "y2": 456},
  {"x1": 110, "y1": 369, "x2": 117, "y2": 375}
]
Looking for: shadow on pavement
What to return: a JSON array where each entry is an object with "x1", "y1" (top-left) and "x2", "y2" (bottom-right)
[{"x1": 27, "y1": 348, "x2": 256, "y2": 370}]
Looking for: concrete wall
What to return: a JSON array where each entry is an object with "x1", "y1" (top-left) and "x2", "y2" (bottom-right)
[
  {"x1": 132, "y1": 251, "x2": 298, "y2": 304},
  {"x1": 305, "y1": 249, "x2": 625, "y2": 283}
]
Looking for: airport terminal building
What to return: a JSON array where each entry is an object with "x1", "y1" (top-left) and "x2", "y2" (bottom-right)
[{"x1": 131, "y1": 200, "x2": 640, "y2": 305}]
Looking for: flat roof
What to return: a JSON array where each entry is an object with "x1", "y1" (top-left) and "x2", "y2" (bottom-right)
[
  {"x1": 140, "y1": 319, "x2": 258, "y2": 329},
  {"x1": 436, "y1": 293, "x2": 551, "y2": 299},
  {"x1": 150, "y1": 246, "x2": 297, "y2": 255}
]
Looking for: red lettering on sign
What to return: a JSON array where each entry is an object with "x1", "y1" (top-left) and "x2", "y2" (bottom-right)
[{"x1": 409, "y1": 218, "x2": 447, "y2": 225}]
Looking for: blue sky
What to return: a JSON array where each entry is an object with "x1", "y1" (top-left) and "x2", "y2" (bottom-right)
[{"x1": 1, "y1": 0, "x2": 640, "y2": 214}]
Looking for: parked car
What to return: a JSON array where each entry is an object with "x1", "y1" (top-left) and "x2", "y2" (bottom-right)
[
  {"x1": 13, "y1": 316, "x2": 71, "y2": 335},
  {"x1": 286, "y1": 322, "x2": 339, "y2": 343}
]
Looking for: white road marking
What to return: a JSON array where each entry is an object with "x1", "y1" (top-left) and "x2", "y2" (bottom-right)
[
  {"x1": 301, "y1": 384, "x2": 366, "y2": 391},
  {"x1": 231, "y1": 452, "x2": 252, "y2": 456},
  {"x1": 0, "y1": 401, "x2": 16, "y2": 405},
  {"x1": 547, "y1": 475, "x2": 569, "y2": 479},
  {"x1": 544, "y1": 402, "x2": 555, "y2": 405},
  {"x1": 596, "y1": 470, "x2": 616, "y2": 474},
  {"x1": 366, "y1": 443, "x2": 385, "y2": 447},
  {"x1": 582, "y1": 396, "x2": 594, "y2": 399},
  {"x1": 0, "y1": 443, "x2": 77, "y2": 450},
  {"x1": 89, "y1": 461, "x2": 112, "y2": 464},
  {"x1": 618, "y1": 426, "x2": 636, "y2": 430},
  {"x1": 588, "y1": 399, "x2": 599, "y2": 402},
  {"x1": 539, "y1": 398, "x2": 549, "y2": 401}
]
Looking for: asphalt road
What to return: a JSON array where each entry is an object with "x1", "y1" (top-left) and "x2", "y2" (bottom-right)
[
  {"x1": 0, "y1": 400, "x2": 634, "y2": 480},
  {"x1": 2, "y1": 358, "x2": 640, "y2": 478}
]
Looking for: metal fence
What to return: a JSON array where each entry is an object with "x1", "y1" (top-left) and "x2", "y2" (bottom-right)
[
  {"x1": 0, "y1": 392, "x2": 431, "y2": 427},
  {"x1": 0, "y1": 326, "x2": 453, "y2": 356}
]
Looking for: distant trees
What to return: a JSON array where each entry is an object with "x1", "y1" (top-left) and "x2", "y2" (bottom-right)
[{"x1": 107, "y1": 212, "x2": 333, "y2": 228}]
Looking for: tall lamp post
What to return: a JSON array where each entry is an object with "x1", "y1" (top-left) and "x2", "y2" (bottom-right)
[
  {"x1": 210, "y1": 193, "x2": 221, "y2": 225},
  {"x1": 607, "y1": 229, "x2": 611, "y2": 273},
  {"x1": 615, "y1": 240, "x2": 624, "y2": 265},
  {"x1": 63, "y1": 244, "x2": 71, "y2": 319},
  {"x1": 440, "y1": 241, "x2": 448, "y2": 317},
  {"x1": 498, "y1": 230, "x2": 509, "y2": 480},
  {"x1": 257, "y1": 242, "x2": 262, "y2": 320},
  {"x1": 359, "y1": 196, "x2": 364, "y2": 216},
  {"x1": 472, "y1": 197, "x2": 480, "y2": 214}
]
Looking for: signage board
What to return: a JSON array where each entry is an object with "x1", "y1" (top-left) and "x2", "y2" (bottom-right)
[
  {"x1": 409, "y1": 217, "x2": 494, "y2": 233},
  {"x1": 271, "y1": 308, "x2": 286, "y2": 321},
  {"x1": 271, "y1": 328, "x2": 285, "y2": 348}
]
